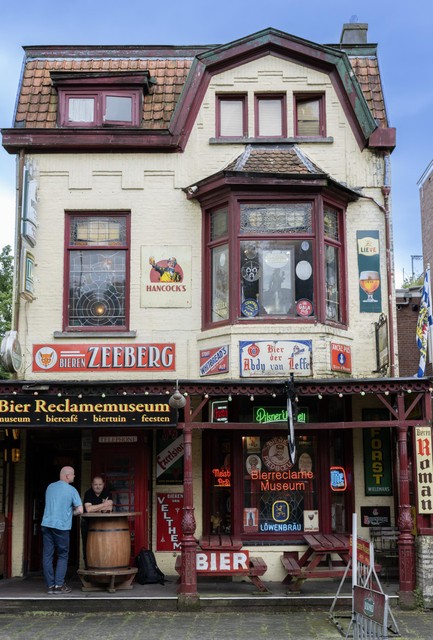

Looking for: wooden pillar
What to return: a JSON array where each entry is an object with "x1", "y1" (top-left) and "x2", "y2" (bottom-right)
[
  {"x1": 396, "y1": 394, "x2": 415, "y2": 608},
  {"x1": 177, "y1": 397, "x2": 199, "y2": 609}
]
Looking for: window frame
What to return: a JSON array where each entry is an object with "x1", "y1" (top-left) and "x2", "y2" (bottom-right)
[
  {"x1": 63, "y1": 211, "x2": 131, "y2": 332},
  {"x1": 216, "y1": 94, "x2": 248, "y2": 139},
  {"x1": 294, "y1": 93, "x2": 326, "y2": 138},
  {"x1": 58, "y1": 89, "x2": 141, "y2": 127},
  {"x1": 254, "y1": 94, "x2": 287, "y2": 138},
  {"x1": 203, "y1": 193, "x2": 347, "y2": 329}
]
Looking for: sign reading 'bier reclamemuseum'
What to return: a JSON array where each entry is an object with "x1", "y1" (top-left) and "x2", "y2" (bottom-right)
[{"x1": 0, "y1": 396, "x2": 177, "y2": 427}]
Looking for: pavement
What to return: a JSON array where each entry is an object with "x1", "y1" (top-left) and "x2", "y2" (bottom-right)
[
  {"x1": 0, "y1": 608, "x2": 433, "y2": 640},
  {"x1": 0, "y1": 574, "x2": 432, "y2": 639}
]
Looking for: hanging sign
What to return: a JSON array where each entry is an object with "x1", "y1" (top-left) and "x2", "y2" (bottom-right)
[
  {"x1": 32, "y1": 343, "x2": 175, "y2": 372},
  {"x1": 156, "y1": 493, "x2": 183, "y2": 551},
  {"x1": 156, "y1": 431, "x2": 184, "y2": 483},
  {"x1": 239, "y1": 340, "x2": 312, "y2": 377}
]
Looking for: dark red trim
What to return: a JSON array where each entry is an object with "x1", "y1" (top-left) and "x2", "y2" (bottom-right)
[
  {"x1": 293, "y1": 93, "x2": 326, "y2": 138},
  {"x1": 254, "y1": 93, "x2": 287, "y2": 138}
]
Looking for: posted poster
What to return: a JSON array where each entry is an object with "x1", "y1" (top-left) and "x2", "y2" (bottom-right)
[
  {"x1": 357, "y1": 231, "x2": 382, "y2": 313},
  {"x1": 140, "y1": 245, "x2": 191, "y2": 308},
  {"x1": 156, "y1": 493, "x2": 183, "y2": 551},
  {"x1": 239, "y1": 339, "x2": 312, "y2": 377},
  {"x1": 363, "y1": 426, "x2": 392, "y2": 496},
  {"x1": 156, "y1": 429, "x2": 184, "y2": 485}
]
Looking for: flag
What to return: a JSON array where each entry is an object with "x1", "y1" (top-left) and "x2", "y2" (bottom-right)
[{"x1": 416, "y1": 265, "x2": 433, "y2": 377}]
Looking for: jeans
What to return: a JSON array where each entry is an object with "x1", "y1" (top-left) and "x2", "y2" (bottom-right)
[{"x1": 41, "y1": 526, "x2": 70, "y2": 587}]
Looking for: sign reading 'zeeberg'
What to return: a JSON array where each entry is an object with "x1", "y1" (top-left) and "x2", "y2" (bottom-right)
[
  {"x1": 0, "y1": 396, "x2": 177, "y2": 427},
  {"x1": 32, "y1": 344, "x2": 175, "y2": 373}
]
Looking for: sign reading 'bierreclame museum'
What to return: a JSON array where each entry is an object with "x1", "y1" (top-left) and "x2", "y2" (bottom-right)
[{"x1": 0, "y1": 396, "x2": 177, "y2": 427}]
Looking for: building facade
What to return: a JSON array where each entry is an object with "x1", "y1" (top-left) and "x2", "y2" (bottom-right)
[{"x1": 1, "y1": 23, "x2": 432, "y2": 607}]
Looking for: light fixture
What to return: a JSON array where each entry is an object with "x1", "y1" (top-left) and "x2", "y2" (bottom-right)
[
  {"x1": 339, "y1": 393, "x2": 343, "y2": 398},
  {"x1": 250, "y1": 395, "x2": 254, "y2": 401},
  {"x1": 78, "y1": 394, "x2": 82, "y2": 399},
  {"x1": 318, "y1": 394, "x2": 323, "y2": 400},
  {"x1": 272, "y1": 393, "x2": 276, "y2": 398},
  {"x1": 169, "y1": 380, "x2": 187, "y2": 409},
  {"x1": 144, "y1": 391, "x2": 149, "y2": 395},
  {"x1": 58, "y1": 393, "x2": 62, "y2": 397},
  {"x1": 228, "y1": 395, "x2": 232, "y2": 402},
  {"x1": 187, "y1": 185, "x2": 198, "y2": 195},
  {"x1": 101, "y1": 393, "x2": 106, "y2": 398},
  {"x1": 204, "y1": 393, "x2": 209, "y2": 399},
  {"x1": 384, "y1": 390, "x2": 389, "y2": 396},
  {"x1": 360, "y1": 391, "x2": 365, "y2": 396}
]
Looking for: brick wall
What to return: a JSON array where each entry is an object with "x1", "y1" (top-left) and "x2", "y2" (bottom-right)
[{"x1": 396, "y1": 289, "x2": 422, "y2": 377}]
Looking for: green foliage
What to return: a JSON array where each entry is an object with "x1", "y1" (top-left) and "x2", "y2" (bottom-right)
[
  {"x1": 0, "y1": 244, "x2": 14, "y2": 379},
  {"x1": 402, "y1": 273, "x2": 424, "y2": 289}
]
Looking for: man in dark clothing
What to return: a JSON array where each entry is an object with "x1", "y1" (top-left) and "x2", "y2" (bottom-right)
[{"x1": 81, "y1": 476, "x2": 113, "y2": 568}]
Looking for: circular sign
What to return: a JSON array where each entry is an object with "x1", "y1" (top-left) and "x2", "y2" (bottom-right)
[
  {"x1": 296, "y1": 299, "x2": 314, "y2": 317},
  {"x1": 295, "y1": 260, "x2": 313, "y2": 280},
  {"x1": 241, "y1": 261, "x2": 260, "y2": 282},
  {"x1": 241, "y1": 299, "x2": 259, "y2": 317},
  {"x1": 0, "y1": 331, "x2": 23, "y2": 373},
  {"x1": 34, "y1": 346, "x2": 58, "y2": 370},
  {"x1": 262, "y1": 436, "x2": 293, "y2": 471}
]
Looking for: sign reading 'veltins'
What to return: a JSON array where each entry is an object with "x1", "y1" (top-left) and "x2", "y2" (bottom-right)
[{"x1": 0, "y1": 396, "x2": 177, "y2": 427}]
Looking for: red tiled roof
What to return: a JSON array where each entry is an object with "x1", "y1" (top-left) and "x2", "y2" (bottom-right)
[
  {"x1": 224, "y1": 145, "x2": 325, "y2": 175},
  {"x1": 349, "y1": 56, "x2": 388, "y2": 127},
  {"x1": 15, "y1": 58, "x2": 193, "y2": 130}
]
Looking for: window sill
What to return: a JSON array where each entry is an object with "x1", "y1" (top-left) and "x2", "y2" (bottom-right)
[
  {"x1": 209, "y1": 136, "x2": 334, "y2": 144},
  {"x1": 53, "y1": 330, "x2": 137, "y2": 339}
]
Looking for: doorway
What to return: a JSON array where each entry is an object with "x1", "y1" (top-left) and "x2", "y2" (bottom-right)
[
  {"x1": 25, "y1": 429, "x2": 82, "y2": 575},
  {"x1": 90, "y1": 431, "x2": 150, "y2": 558}
]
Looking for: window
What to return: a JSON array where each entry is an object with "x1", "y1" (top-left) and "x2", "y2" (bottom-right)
[
  {"x1": 60, "y1": 90, "x2": 140, "y2": 127},
  {"x1": 209, "y1": 207, "x2": 229, "y2": 323},
  {"x1": 216, "y1": 95, "x2": 247, "y2": 138},
  {"x1": 324, "y1": 205, "x2": 342, "y2": 322},
  {"x1": 295, "y1": 95, "x2": 325, "y2": 137},
  {"x1": 205, "y1": 199, "x2": 345, "y2": 326},
  {"x1": 255, "y1": 95, "x2": 286, "y2": 138},
  {"x1": 65, "y1": 213, "x2": 130, "y2": 331}
]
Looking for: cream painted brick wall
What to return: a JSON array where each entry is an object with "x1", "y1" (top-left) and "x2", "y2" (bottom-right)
[{"x1": 18, "y1": 53, "x2": 392, "y2": 383}]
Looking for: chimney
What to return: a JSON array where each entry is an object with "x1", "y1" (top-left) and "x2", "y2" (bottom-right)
[{"x1": 340, "y1": 22, "x2": 368, "y2": 45}]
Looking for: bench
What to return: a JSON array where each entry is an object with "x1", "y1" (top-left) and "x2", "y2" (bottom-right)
[
  {"x1": 175, "y1": 548, "x2": 269, "y2": 593},
  {"x1": 281, "y1": 550, "x2": 351, "y2": 591}
]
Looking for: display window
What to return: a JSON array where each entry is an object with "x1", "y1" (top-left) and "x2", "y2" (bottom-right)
[{"x1": 203, "y1": 428, "x2": 352, "y2": 540}]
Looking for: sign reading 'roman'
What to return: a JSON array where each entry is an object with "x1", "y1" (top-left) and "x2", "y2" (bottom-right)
[{"x1": 0, "y1": 396, "x2": 177, "y2": 427}]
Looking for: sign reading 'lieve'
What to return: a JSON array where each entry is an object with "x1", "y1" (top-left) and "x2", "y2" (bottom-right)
[{"x1": 0, "y1": 396, "x2": 177, "y2": 427}]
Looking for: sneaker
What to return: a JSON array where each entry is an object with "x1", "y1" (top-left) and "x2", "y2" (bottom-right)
[
  {"x1": 47, "y1": 585, "x2": 55, "y2": 594},
  {"x1": 54, "y1": 584, "x2": 72, "y2": 594}
]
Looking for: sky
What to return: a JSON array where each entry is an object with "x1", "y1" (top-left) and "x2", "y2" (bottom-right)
[{"x1": 1, "y1": 1, "x2": 432, "y2": 287}]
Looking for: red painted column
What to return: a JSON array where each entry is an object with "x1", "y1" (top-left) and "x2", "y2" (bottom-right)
[
  {"x1": 178, "y1": 397, "x2": 199, "y2": 608},
  {"x1": 396, "y1": 396, "x2": 415, "y2": 607}
]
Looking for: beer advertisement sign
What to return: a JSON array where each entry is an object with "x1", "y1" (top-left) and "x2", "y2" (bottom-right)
[{"x1": 357, "y1": 231, "x2": 382, "y2": 313}]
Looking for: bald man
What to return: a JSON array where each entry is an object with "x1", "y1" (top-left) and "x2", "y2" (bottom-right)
[{"x1": 41, "y1": 466, "x2": 83, "y2": 595}]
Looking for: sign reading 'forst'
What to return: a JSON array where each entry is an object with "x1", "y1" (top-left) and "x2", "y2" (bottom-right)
[
  {"x1": 32, "y1": 344, "x2": 176, "y2": 373},
  {"x1": 0, "y1": 396, "x2": 177, "y2": 427}
]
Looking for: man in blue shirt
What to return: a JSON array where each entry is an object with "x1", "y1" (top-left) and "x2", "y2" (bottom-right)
[{"x1": 41, "y1": 466, "x2": 83, "y2": 594}]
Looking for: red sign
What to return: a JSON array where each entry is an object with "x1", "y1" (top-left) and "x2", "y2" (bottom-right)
[
  {"x1": 156, "y1": 493, "x2": 183, "y2": 551},
  {"x1": 199, "y1": 345, "x2": 229, "y2": 376},
  {"x1": 33, "y1": 344, "x2": 176, "y2": 372},
  {"x1": 196, "y1": 550, "x2": 250, "y2": 572},
  {"x1": 296, "y1": 299, "x2": 313, "y2": 317},
  {"x1": 330, "y1": 342, "x2": 352, "y2": 373}
]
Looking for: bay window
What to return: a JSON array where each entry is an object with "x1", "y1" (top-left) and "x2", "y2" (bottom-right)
[{"x1": 205, "y1": 198, "x2": 345, "y2": 327}]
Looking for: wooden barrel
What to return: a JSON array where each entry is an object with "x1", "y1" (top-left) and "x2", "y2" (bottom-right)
[{"x1": 86, "y1": 515, "x2": 131, "y2": 570}]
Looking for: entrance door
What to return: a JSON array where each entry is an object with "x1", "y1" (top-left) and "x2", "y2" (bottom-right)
[
  {"x1": 91, "y1": 431, "x2": 150, "y2": 557},
  {"x1": 25, "y1": 430, "x2": 82, "y2": 574}
]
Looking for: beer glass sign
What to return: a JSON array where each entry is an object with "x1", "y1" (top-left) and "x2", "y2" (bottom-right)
[
  {"x1": 357, "y1": 232, "x2": 382, "y2": 313},
  {"x1": 359, "y1": 271, "x2": 380, "y2": 303}
]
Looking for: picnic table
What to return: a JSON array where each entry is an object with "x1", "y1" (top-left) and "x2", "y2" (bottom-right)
[
  {"x1": 281, "y1": 533, "x2": 351, "y2": 592},
  {"x1": 175, "y1": 534, "x2": 270, "y2": 593}
]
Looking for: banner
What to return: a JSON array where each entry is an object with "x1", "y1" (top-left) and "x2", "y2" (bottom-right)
[
  {"x1": 363, "y1": 427, "x2": 392, "y2": 496},
  {"x1": 357, "y1": 231, "x2": 382, "y2": 313}
]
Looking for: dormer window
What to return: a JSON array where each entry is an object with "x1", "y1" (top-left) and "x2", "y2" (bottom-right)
[{"x1": 51, "y1": 71, "x2": 151, "y2": 128}]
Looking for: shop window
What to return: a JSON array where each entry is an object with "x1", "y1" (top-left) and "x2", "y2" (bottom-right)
[
  {"x1": 65, "y1": 213, "x2": 130, "y2": 331},
  {"x1": 324, "y1": 205, "x2": 342, "y2": 322},
  {"x1": 206, "y1": 433, "x2": 232, "y2": 534},
  {"x1": 255, "y1": 95, "x2": 286, "y2": 138},
  {"x1": 216, "y1": 95, "x2": 247, "y2": 138},
  {"x1": 243, "y1": 434, "x2": 318, "y2": 535},
  {"x1": 294, "y1": 94, "x2": 325, "y2": 137}
]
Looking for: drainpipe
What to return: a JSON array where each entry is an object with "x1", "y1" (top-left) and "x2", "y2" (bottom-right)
[
  {"x1": 12, "y1": 149, "x2": 25, "y2": 336},
  {"x1": 382, "y1": 152, "x2": 396, "y2": 377}
]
